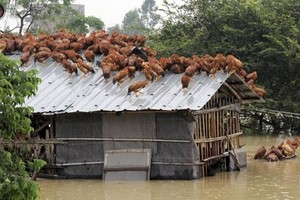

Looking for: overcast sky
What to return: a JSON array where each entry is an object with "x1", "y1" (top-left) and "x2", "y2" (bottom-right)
[
  {"x1": 0, "y1": 0, "x2": 182, "y2": 32},
  {"x1": 73, "y1": 0, "x2": 166, "y2": 28}
]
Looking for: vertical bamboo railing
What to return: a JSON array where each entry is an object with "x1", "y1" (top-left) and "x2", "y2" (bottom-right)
[{"x1": 194, "y1": 93, "x2": 242, "y2": 176}]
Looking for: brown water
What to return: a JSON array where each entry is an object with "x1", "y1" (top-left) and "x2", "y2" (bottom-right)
[{"x1": 39, "y1": 136, "x2": 300, "y2": 200}]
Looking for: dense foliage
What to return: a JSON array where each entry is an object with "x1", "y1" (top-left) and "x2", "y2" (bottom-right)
[
  {"x1": 150, "y1": 0, "x2": 300, "y2": 134},
  {"x1": 0, "y1": 152, "x2": 40, "y2": 200},
  {"x1": 0, "y1": 54, "x2": 42, "y2": 199},
  {"x1": 0, "y1": 54, "x2": 40, "y2": 139}
]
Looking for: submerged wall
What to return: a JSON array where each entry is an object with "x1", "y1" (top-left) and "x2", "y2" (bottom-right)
[{"x1": 54, "y1": 111, "x2": 200, "y2": 179}]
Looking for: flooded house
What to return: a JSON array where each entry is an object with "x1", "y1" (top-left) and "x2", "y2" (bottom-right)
[
  {"x1": 18, "y1": 58, "x2": 262, "y2": 180},
  {"x1": 1, "y1": 30, "x2": 264, "y2": 180}
]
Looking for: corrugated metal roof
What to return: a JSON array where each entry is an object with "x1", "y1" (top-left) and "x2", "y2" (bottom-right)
[
  {"x1": 12, "y1": 54, "x2": 261, "y2": 114},
  {"x1": 226, "y1": 73, "x2": 263, "y2": 103}
]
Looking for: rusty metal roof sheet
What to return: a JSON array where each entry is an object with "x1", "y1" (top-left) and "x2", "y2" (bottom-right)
[{"x1": 12, "y1": 54, "x2": 261, "y2": 114}]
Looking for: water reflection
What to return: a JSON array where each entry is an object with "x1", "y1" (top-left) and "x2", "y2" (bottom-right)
[{"x1": 39, "y1": 136, "x2": 300, "y2": 200}]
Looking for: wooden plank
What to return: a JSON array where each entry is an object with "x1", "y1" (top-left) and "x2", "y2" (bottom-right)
[
  {"x1": 33, "y1": 121, "x2": 51, "y2": 134},
  {"x1": 203, "y1": 114, "x2": 206, "y2": 139},
  {"x1": 202, "y1": 154, "x2": 229, "y2": 162}
]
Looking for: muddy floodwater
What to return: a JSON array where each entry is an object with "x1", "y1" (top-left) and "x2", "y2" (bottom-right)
[{"x1": 39, "y1": 135, "x2": 300, "y2": 200}]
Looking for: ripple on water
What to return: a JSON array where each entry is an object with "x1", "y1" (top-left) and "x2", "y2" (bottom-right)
[{"x1": 39, "y1": 136, "x2": 300, "y2": 200}]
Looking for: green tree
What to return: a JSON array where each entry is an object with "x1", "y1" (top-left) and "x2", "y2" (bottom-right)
[
  {"x1": 122, "y1": 9, "x2": 145, "y2": 35},
  {"x1": 107, "y1": 24, "x2": 123, "y2": 35},
  {"x1": 0, "y1": 54, "x2": 40, "y2": 139},
  {"x1": 139, "y1": 0, "x2": 161, "y2": 29},
  {"x1": 85, "y1": 16, "x2": 105, "y2": 32},
  {"x1": 0, "y1": 0, "x2": 73, "y2": 34},
  {"x1": 0, "y1": 151, "x2": 40, "y2": 200},
  {"x1": 31, "y1": 4, "x2": 104, "y2": 34},
  {"x1": 151, "y1": 0, "x2": 300, "y2": 134},
  {"x1": 0, "y1": 53, "x2": 42, "y2": 199}
]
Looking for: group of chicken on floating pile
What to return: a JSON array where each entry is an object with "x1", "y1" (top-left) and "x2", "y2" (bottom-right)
[
  {"x1": 254, "y1": 138, "x2": 300, "y2": 162},
  {"x1": 0, "y1": 29, "x2": 266, "y2": 96}
]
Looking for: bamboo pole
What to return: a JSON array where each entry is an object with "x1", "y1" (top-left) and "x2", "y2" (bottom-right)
[
  {"x1": 194, "y1": 132, "x2": 243, "y2": 143},
  {"x1": 56, "y1": 138, "x2": 191, "y2": 143}
]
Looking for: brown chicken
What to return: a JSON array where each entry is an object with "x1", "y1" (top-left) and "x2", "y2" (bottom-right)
[
  {"x1": 143, "y1": 46, "x2": 157, "y2": 57},
  {"x1": 184, "y1": 63, "x2": 199, "y2": 77},
  {"x1": 127, "y1": 54, "x2": 138, "y2": 66},
  {"x1": 214, "y1": 53, "x2": 228, "y2": 70},
  {"x1": 2, "y1": 38, "x2": 15, "y2": 54},
  {"x1": 192, "y1": 55, "x2": 210, "y2": 75},
  {"x1": 112, "y1": 68, "x2": 129, "y2": 84},
  {"x1": 252, "y1": 85, "x2": 266, "y2": 97},
  {"x1": 98, "y1": 61, "x2": 112, "y2": 80},
  {"x1": 55, "y1": 41, "x2": 70, "y2": 52},
  {"x1": 84, "y1": 49, "x2": 95, "y2": 62},
  {"x1": 237, "y1": 68, "x2": 248, "y2": 79},
  {"x1": 281, "y1": 140, "x2": 296, "y2": 158},
  {"x1": 180, "y1": 56, "x2": 191, "y2": 68},
  {"x1": 135, "y1": 34, "x2": 147, "y2": 47},
  {"x1": 127, "y1": 66, "x2": 136, "y2": 79},
  {"x1": 149, "y1": 59, "x2": 165, "y2": 80},
  {"x1": 265, "y1": 153, "x2": 279, "y2": 162},
  {"x1": 52, "y1": 51, "x2": 67, "y2": 63},
  {"x1": 279, "y1": 138, "x2": 300, "y2": 152},
  {"x1": 62, "y1": 59, "x2": 78, "y2": 75},
  {"x1": 14, "y1": 37, "x2": 24, "y2": 51},
  {"x1": 254, "y1": 146, "x2": 266, "y2": 159},
  {"x1": 181, "y1": 74, "x2": 192, "y2": 91},
  {"x1": 246, "y1": 71, "x2": 258, "y2": 82},
  {"x1": 70, "y1": 42, "x2": 83, "y2": 52},
  {"x1": 142, "y1": 62, "x2": 157, "y2": 82},
  {"x1": 226, "y1": 55, "x2": 243, "y2": 73},
  {"x1": 99, "y1": 40, "x2": 111, "y2": 56},
  {"x1": 171, "y1": 54, "x2": 182, "y2": 64},
  {"x1": 127, "y1": 80, "x2": 149, "y2": 96},
  {"x1": 76, "y1": 59, "x2": 95, "y2": 74},
  {"x1": 159, "y1": 57, "x2": 172, "y2": 71},
  {"x1": 86, "y1": 44, "x2": 100, "y2": 54},
  {"x1": 38, "y1": 46, "x2": 51, "y2": 52},
  {"x1": 20, "y1": 51, "x2": 31, "y2": 67},
  {"x1": 246, "y1": 79, "x2": 254, "y2": 89},
  {"x1": 119, "y1": 45, "x2": 134, "y2": 57},
  {"x1": 203, "y1": 54, "x2": 214, "y2": 64},
  {"x1": 264, "y1": 146, "x2": 284, "y2": 160},
  {"x1": 22, "y1": 44, "x2": 37, "y2": 55},
  {"x1": 64, "y1": 50, "x2": 83, "y2": 63},
  {"x1": 34, "y1": 51, "x2": 52, "y2": 63},
  {"x1": 170, "y1": 63, "x2": 184, "y2": 74},
  {"x1": 0, "y1": 39, "x2": 7, "y2": 53}
]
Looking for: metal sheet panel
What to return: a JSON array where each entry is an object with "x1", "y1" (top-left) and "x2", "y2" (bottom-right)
[
  {"x1": 20, "y1": 61, "x2": 228, "y2": 113},
  {"x1": 12, "y1": 54, "x2": 261, "y2": 114},
  {"x1": 103, "y1": 149, "x2": 151, "y2": 181}
]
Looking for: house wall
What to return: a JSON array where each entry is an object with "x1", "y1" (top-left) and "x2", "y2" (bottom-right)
[
  {"x1": 55, "y1": 112, "x2": 103, "y2": 178},
  {"x1": 152, "y1": 113, "x2": 200, "y2": 179},
  {"x1": 54, "y1": 111, "x2": 200, "y2": 179}
]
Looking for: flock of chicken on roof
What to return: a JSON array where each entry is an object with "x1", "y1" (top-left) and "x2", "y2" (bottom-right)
[{"x1": 0, "y1": 29, "x2": 266, "y2": 96}]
